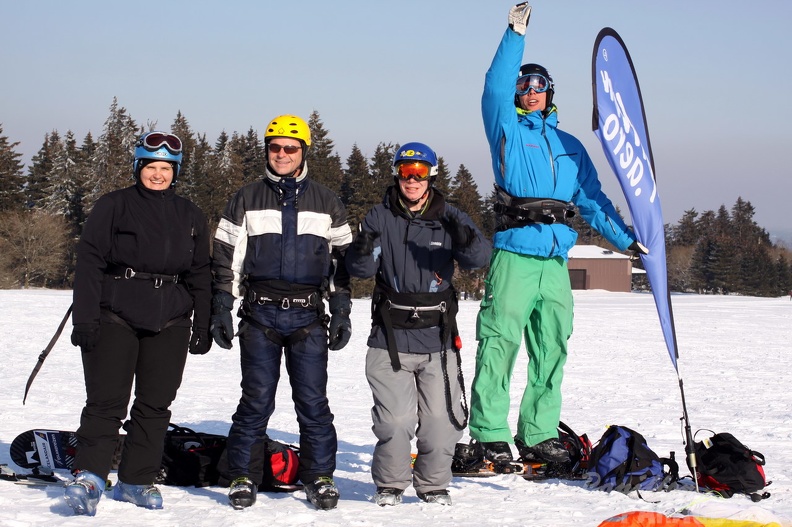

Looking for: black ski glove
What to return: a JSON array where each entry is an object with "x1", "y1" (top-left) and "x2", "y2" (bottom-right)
[
  {"x1": 628, "y1": 240, "x2": 649, "y2": 258},
  {"x1": 71, "y1": 323, "x2": 100, "y2": 353},
  {"x1": 189, "y1": 328, "x2": 212, "y2": 355},
  {"x1": 441, "y1": 213, "x2": 474, "y2": 250},
  {"x1": 352, "y1": 229, "x2": 379, "y2": 257},
  {"x1": 209, "y1": 291, "x2": 235, "y2": 350},
  {"x1": 328, "y1": 294, "x2": 352, "y2": 351}
]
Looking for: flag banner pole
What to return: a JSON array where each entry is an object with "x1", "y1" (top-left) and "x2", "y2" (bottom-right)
[{"x1": 591, "y1": 27, "x2": 698, "y2": 491}]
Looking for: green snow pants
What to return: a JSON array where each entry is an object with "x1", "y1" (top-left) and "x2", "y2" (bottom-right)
[{"x1": 469, "y1": 249, "x2": 573, "y2": 447}]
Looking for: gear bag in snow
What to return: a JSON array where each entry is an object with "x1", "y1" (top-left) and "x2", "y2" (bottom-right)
[
  {"x1": 688, "y1": 431, "x2": 770, "y2": 501},
  {"x1": 587, "y1": 425, "x2": 678, "y2": 493}
]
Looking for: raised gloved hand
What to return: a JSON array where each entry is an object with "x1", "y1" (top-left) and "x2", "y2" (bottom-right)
[
  {"x1": 71, "y1": 323, "x2": 100, "y2": 353},
  {"x1": 209, "y1": 291, "x2": 235, "y2": 350},
  {"x1": 628, "y1": 240, "x2": 649, "y2": 258},
  {"x1": 441, "y1": 213, "x2": 474, "y2": 250},
  {"x1": 328, "y1": 294, "x2": 352, "y2": 351},
  {"x1": 352, "y1": 228, "x2": 379, "y2": 257},
  {"x1": 508, "y1": 2, "x2": 532, "y2": 35},
  {"x1": 189, "y1": 328, "x2": 212, "y2": 355}
]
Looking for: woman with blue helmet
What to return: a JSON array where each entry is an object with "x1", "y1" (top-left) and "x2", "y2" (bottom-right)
[
  {"x1": 65, "y1": 131, "x2": 212, "y2": 516},
  {"x1": 346, "y1": 141, "x2": 491, "y2": 506}
]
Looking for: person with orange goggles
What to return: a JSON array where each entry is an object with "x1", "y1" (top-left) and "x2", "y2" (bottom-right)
[{"x1": 346, "y1": 141, "x2": 491, "y2": 507}]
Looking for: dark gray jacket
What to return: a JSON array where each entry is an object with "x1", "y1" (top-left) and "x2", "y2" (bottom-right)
[{"x1": 346, "y1": 186, "x2": 491, "y2": 353}]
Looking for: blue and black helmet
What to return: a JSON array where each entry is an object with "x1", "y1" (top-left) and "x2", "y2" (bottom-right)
[
  {"x1": 392, "y1": 142, "x2": 439, "y2": 178},
  {"x1": 133, "y1": 131, "x2": 183, "y2": 183}
]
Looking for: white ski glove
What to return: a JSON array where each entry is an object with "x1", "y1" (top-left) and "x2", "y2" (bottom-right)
[
  {"x1": 508, "y1": 2, "x2": 532, "y2": 36},
  {"x1": 628, "y1": 240, "x2": 649, "y2": 259}
]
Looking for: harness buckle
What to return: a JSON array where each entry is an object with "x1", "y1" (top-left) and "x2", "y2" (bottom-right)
[
  {"x1": 281, "y1": 297, "x2": 290, "y2": 309},
  {"x1": 124, "y1": 267, "x2": 135, "y2": 279},
  {"x1": 153, "y1": 277, "x2": 163, "y2": 288}
]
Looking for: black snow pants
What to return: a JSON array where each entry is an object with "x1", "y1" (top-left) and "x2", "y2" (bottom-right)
[{"x1": 74, "y1": 321, "x2": 189, "y2": 484}]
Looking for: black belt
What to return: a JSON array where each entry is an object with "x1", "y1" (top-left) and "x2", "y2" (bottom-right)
[
  {"x1": 494, "y1": 195, "x2": 576, "y2": 232},
  {"x1": 106, "y1": 264, "x2": 181, "y2": 288},
  {"x1": 245, "y1": 281, "x2": 321, "y2": 310}
]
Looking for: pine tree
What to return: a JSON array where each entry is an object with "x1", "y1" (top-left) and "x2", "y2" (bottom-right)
[
  {"x1": 86, "y1": 98, "x2": 138, "y2": 211},
  {"x1": 26, "y1": 131, "x2": 59, "y2": 209},
  {"x1": 670, "y1": 208, "x2": 699, "y2": 247},
  {"x1": 170, "y1": 111, "x2": 197, "y2": 196},
  {"x1": 0, "y1": 125, "x2": 26, "y2": 212},
  {"x1": 433, "y1": 157, "x2": 452, "y2": 197},
  {"x1": 370, "y1": 142, "x2": 396, "y2": 199},
  {"x1": 342, "y1": 144, "x2": 374, "y2": 227},
  {"x1": 448, "y1": 164, "x2": 484, "y2": 227},
  {"x1": 306, "y1": 111, "x2": 344, "y2": 194}
]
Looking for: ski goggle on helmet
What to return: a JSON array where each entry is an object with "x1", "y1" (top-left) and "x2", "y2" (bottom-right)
[
  {"x1": 392, "y1": 142, "x2": 439, "y2": 181},
  {"x1": 396, "y1": 162, "x2": 433, "y2": 182},
  {"x1": 515, "y1": 73, "x2": 551, "y2": 95},
  {"x1": 134, "y1": 131, "x2": 183, "y2": 177}
]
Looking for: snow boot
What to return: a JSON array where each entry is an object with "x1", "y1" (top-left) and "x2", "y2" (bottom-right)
[
  {"x1": 374, "y1": 487, "x2": 404, "y2": 506},
  {"x1": 304, "y1": 476, "x2": 339, "y2": 510},
  {"x1": 228, "y1": 476, "x2": 257, "y2": 509},
  {"x1": 64, "y1": 470, "x2": 106, "y2": 516},
  {"x1": 519, "y1": 438, "x2": 571, "y2": 464},
  {"x1": 112, "y1": 481, "x2": 163, "y2": 509},
  {"x1": 417, "y1": 489, "x2": 452, "y2": 506},
  {"x1": 480, "y1": 441, "x2": 513, "y2": 462}
]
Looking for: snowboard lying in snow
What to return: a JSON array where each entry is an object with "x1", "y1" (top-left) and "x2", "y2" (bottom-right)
[
  {"x1": 10, "y1": 429, "x2": 124, "y2": 471},
  {"x1": 452, "y1": 458, "x2": 590, "y2": 481}
]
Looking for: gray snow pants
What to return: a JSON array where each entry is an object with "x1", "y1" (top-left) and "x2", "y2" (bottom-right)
[{"x1": 365, "y1": 347, "x2": 464, "y2": 493}]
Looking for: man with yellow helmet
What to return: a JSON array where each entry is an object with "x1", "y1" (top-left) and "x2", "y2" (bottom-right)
[{"x1": 210, "y1": 114, "x2": 353, "y2": 510}]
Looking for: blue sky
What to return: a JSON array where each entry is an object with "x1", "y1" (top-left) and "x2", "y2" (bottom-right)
[{"x1": 2, "y1": 1, "x2": 790, "y2": 234}]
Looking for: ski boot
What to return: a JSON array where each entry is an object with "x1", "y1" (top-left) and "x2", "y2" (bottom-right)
[
  {"x1": 64, "y1": 470, "x2": 106, "y2": 516},
  {"x1": 417, "y1": 489, "x2": 452, "y2": 506},
  {"x1": 304, "y1": 476, "x2": 339, "y2": 510},
  {"x1": 517, "y1": 437, "x2": 571, "y2": 464},
  {"x1": 374, "y1": 487, "x2": 404, "y2": 506},
  {"x1": 113, "y1": 481, "x2": 163, "y2": 509},
  {"x1": 479, "y1": 441, "x2": 523, "y2": 473},
  {"x1": 228, "y1": 476, "x2": 257, "y2": 509}
]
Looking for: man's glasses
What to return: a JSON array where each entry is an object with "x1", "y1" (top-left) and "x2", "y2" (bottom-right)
[
  {"x1": 138, "y1": 132, "x2": 182, "y2": 154},
  {"x1": 515, "y1": 73, "x2": 550, "y2": 95},
  {"x1": 267, "y1": 143, "x2": 302, "y2": 155},
  {"x1": 396, "y1": 162, "x2": 431, "y2": 181}
]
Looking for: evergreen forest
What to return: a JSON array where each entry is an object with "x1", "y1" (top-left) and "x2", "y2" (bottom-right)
[{"x1": 0, "y1": 100, "x2": 789, "y2": 298}]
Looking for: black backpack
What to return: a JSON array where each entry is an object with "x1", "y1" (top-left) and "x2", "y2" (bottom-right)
[
  {"x1": 688, "y1": 431, "x2": 770, "y2": 501},
  {"x1": 158, "y1": 423, "x2": 227, "y2": 487}
]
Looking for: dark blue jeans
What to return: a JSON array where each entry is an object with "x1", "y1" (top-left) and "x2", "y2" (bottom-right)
[{"x1": 226, "y1": 303, "x2": 336, "y2": 483}]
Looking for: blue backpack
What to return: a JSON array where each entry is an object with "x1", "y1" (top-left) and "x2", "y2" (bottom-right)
[{"x1": 587, "y1": 425, "x2": 678, "y2": 493}]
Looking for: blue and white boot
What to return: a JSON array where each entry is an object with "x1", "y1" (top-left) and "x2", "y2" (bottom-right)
[
  {"x1": 113, "y1": 481, "x2": 164, "y2": 510},
  {"x1": 64, "y1": 470, "x2": 106, "y2": 516}
]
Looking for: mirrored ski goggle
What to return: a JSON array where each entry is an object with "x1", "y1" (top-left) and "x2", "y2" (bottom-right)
[
  {"x1": 396, "y1": 162, "x2": 432, "y2": 181},
  {"x1": 137, "y1": 132, "x2": 182, "y2": 154},
  {"x1": 267, "y1": 143, "x2": 302, "y2": 155},
  {"x1": 515, "y1": 73, "x2": 550, "y2": 95}
]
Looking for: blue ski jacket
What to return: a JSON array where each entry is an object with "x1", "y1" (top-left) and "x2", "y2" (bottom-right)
[{"x1": 482, "y1": 28, "x2": 636, "y2": 259}]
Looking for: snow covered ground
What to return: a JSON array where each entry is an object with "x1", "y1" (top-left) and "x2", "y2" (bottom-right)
[{"x1": 1, "y1": 289, "x2": 790, "y2": 526}]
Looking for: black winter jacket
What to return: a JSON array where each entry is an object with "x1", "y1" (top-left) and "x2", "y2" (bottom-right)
[
  {"x1": 73, "y1": 183, "x2": 212, "y2": 333},
  {"x1": 346, "y1": 186, "x2": 491, "y2": 353}
]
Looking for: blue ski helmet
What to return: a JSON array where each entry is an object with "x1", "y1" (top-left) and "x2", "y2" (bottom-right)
[
  {"x1": 515, "y1": 63, "x2": 555, "y2": 111},
  {"x1": 392, "y1": 142, "x2": 439, "y2": 179},
  {"x1": 134, "y1": 131, "x2": 183, "y2": 183}
]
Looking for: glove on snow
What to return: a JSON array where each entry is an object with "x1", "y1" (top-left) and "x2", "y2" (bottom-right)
[
  {"x1": 189, "y1": 329, "x2": 212, "y2": 355},
  {"x1": 508, "y1": 2, "x2": 532, "y2": 35},
  {"x1": 71, "y1": 323, "x2": 100, "y2": 353},
  {"x1": 328, "y1": 294, "x2": 352, "y2": 351},
  {"x1": 209, "y1": 291, "x2": 235, "y2": 350}
]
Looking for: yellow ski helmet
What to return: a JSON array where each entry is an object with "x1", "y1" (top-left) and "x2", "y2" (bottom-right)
[{"x1": 264, "y1": 114, "x2": 311, "y2": 146}]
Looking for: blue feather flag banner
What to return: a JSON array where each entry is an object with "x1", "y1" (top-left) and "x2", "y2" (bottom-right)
[{"x1": 591, "y1": 28, "x2": 679, "y2": 371}]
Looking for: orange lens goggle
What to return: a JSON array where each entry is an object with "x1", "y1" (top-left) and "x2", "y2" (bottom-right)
[{"x1": 396, "y1": 162, "x2": 431, "y2": 181}]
